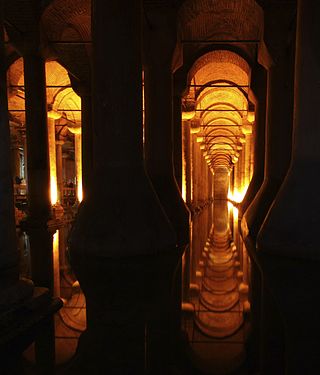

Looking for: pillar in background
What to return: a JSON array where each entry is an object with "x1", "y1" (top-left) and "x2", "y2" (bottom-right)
[{"x1": 69, "y1": 78, "x2": 93, "y2": 200}]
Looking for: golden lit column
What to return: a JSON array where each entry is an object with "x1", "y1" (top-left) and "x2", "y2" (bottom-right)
[
  {"x1": 69, "y1": 78, "x2": 93, "y2": 199},
  {"x1": 47, "y1": 115, "x2": 58, "y2": 205},
  {"x1": 257, "y1": 1, "x2": 320, "y2": 373},
  {"x1": 47, "y1": 114, "x2": 62, "y2": 298},
  {"x1": 181, "y1": 120, "x2": 191, "y2": 299},
  {"x1": 74, "y1": 133, "x2": 82, "y2": 203},
  {"x1": 241, "y1": 64, "x2": 267, "y2": 217},
  {"x1": 243, "y1": 123, "x2": 253, "y2": 189},
  {"x1": 68, "y1": 1, "x2": 177, "y2": 373},
  {"x1": 66, "y1": 123, "x2": 83, "y2": 203},
  {"x1": 0, "y1": 12, "x2": 33, "y2": 312},
  {"x1": 56, "y1": 139, "x2": 64, "y2": 205}
]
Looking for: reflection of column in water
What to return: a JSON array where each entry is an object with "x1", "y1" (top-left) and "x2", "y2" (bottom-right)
[{"x1": 18, "y1": 230, "x2": 32, "y2": 278}]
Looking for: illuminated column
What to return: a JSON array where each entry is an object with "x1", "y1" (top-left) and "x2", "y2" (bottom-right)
[
  {"x1": 47, "y1": 116, "x2": 58, "y2": 206},
  {"x1": 69, "y1": 78, "x2": 93, "y2": 199},
  {"x1": 241, "y1": 63, "x2": 267, "y2": 217},
  {"x1": 257, "y1": 1, "x2": 320, "y2": 373},
  {"x1": 74, "y1": 133, "x2": 82, "y2": 203},
  {"x1": 66, "y1": 123, "x2": 83, "y2": 204},
  {"x1": 80, "y1": 92, "x2": 93, "y2": 199},
  {"x1": 56, "y1": 140, "x2": 64, "y2": 204},
  {"x1": 243, "y1": 124, "x2": 253, "y2": 188},
  {"x1": 68, "y1": 1, "x2": 177, "y2": 373}
]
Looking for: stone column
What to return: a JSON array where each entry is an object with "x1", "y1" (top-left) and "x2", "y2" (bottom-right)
[
  {"x1": 183, "y1": 120, "x2": 193, "y2": 298},
  {"x1": 69, "y1": 78, "x2": 93, "y2": 200},
  {"x1": 240, "y1": 63, "x2": 267, "y2": 217},
  {"x1": 173, "y1": 94, "x2": 183, "y2": 191},
  {"x1": 56, "y1": 140, "x2": 64, "y2": 205},
  {"x1": 47, "y1": 116, "x2": 59, "y2": 208},
  {"x1": 241, "y1": 3, "x2": 296, "y2": 242},
  {"x1": 74, "y1": 133, "x2": 82, "y2": 203},
  {"x1": 239, "y1": 64, "x2": 267, "y2": 373},
  {"x1": 68, "y1": 1, "x2": 177, "y2": 373},
  {"x1": 23, "y1": 36, "x2": 53, "y2": 293},
  {"x1": 0, "y1": 6, "x2": 33, "y2": 309},
  {"x1": 11, "y1": 139, "x2": 21, "y2": 182},
  {"x1": 143, "y1": 5, "x2": 190, "y2": 363},
  {"x1": 256, "y1": 1, "x2": 320, "y2": 373},
  {"x1": 16, "y1": 8, "x2": 61, "y2": 372}
]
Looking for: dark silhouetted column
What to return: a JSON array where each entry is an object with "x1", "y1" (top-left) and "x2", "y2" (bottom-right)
[
  {"x1": 68, "y1": 1, "x2": 178, "y2": 374},
  {"x1": 257, "y1": 1, "x2": 320, "y2": 373}
]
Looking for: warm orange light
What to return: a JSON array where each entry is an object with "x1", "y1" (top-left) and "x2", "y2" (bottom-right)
[
  {"x1": 74, "y1": 133, "x2": 83, "y2": 203},
  {"x1": 247, "y1": 111, "x2": 255, "y2": 123},
  {"x1": 48, "y1": 117, "x2": 58, "y2": 205},
  {"x1": 53, "y1": 230, "x2": 60, "y2": 297},
  {"x1": 228, "y1": 186, "x2": 248, "y2": 204}
]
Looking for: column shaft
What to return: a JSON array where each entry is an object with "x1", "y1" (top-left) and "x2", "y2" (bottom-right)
[
  {"x1": 68, "y1": 1, "x2": 177, "y2": 373},
  {"x1": 0, "y1": 13, "x2": 19, "y2": 291}
]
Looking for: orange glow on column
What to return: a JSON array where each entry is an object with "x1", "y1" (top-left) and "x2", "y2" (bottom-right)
[
  {"x1": 75, "y1": 133, "x2": 83, "y2": 202},
  {"x1": 48, "y1": 117, "x2": 58, "y2": 205},
  {"x1": 227, "y1": 186, "x2": 248, "y2": 204},
  {"x1": 53, "y1": 230, "x2": 60, "y2": 297}
]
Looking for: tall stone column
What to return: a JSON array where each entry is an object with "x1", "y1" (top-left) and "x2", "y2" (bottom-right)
[
  {"x1": 240, "y1": 63, "x2": 267, "y2": 217},
  {"x1": 182, "y1": 120, "x2": 193, "y2": 298},
  {"x1": 69, "y1": 78, "x2": 93, "y2": 200},
  {"x1": 239, "y1": 64, "x2": 267, "y2": 373},
  {"x1": 241, "y1": 3, "x2": 296, "y2": 242},
  {"x1": 143, "y1": 5, "x2": 190, "y2": 364},
  {"x1": 22, "y1": 30, "x2": 59, "y2": 374},
  {"x1": 56, "y1": 140, "x2": 63, "y2": 205},
  {"x1": 68, "y1": 1, "x2": 177, "y2": 373},
  {"x1": 74, "y1": 133, "x2": 82, "y2": 203},
  {"x1": 0, "y1": 5, "x2": 32, "y2": 309},
  {"x1": 257, "y1": 1, "x2": 320, "y2": 373},
  {"x1": 23, "y1": 44, "x2": 54, "y2": 292},
  {"x1": 240, "y1": 4, "x2": 296, "y2": 374}
]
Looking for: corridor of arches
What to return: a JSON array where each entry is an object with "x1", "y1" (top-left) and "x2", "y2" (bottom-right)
[{"x1": 1, "y1": 0, "x2": 319, "y2": 375}]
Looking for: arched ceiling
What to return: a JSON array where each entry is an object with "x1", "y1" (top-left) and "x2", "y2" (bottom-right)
[
  {"x1": 178, "y1": 0, "x2": 263, "y2": 61},
  {"x1": 184, "y1": 50, "x2": 253, "y2": 170},
  {"x1": 41, "y1": 0, "x2": 91, "y2": 84},
  {"x1": 7, "y1": 58, "x2": 81, "y2": 136}
]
